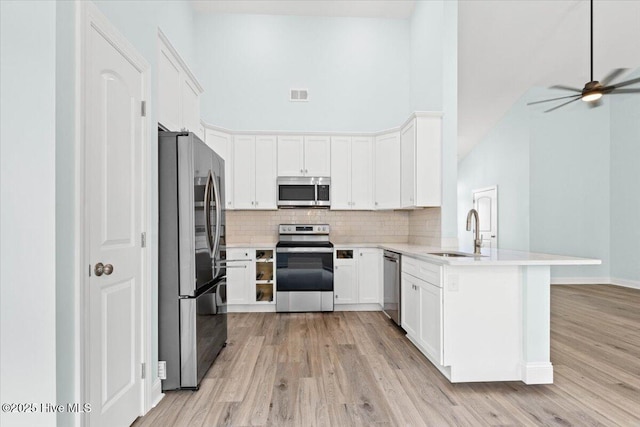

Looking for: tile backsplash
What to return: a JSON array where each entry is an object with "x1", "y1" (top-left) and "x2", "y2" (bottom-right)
[
  {"x1": 226, "y1": 207, "x2": 441, "y2": 245},
  {"x1": 408, "y1": 208, "x2": 441, "y2": 246}
]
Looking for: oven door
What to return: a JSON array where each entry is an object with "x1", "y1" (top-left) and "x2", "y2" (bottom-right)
[{"x1": 276, "y1": 247, "x2": 334, "y2": 291}]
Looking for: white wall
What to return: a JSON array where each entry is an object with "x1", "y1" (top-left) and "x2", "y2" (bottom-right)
[
  {"x1": 458, "y1": 80, "x2": 640, "y2": 284},
  {"x1": 440, "y1": 0, "x2": 459, "y2": 245},
  {"x1": 529, "y1": 97, "x2": 611, "y2": 280},
  {"x1": 409, "y1": 0, "x2": 443, "y2": 112},
  {"x1": 610, "y1": 85, "x2": 640, "y2": 285},
  {"x1": 55, "y1": 1, "x2": 78, "y2": 425},
  {"x1": 1, "y1": 2, "x2": 57, "y2": 426},
  {"x1": 457, "y1": 92, "x2": 532, "y2": 252},
  {"x1": 194, "y1": 13, "x2": 411, "y2": 131}
]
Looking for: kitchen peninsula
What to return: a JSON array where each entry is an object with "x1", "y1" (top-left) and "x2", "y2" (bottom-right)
[{"x1": 378, "y1": 244, "x2": 601, "y2": 385}]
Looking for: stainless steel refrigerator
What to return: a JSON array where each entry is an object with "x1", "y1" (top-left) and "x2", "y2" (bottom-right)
[{"x1": 158, "y1": 131, "x2": 227, "y2": 391}]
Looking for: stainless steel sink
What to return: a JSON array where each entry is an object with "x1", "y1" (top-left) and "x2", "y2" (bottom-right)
[{"x1": 428, "y1": 252, "x2": 476, "y2": 258}]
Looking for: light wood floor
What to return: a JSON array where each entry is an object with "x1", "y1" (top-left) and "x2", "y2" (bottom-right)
[{"x1": 134, "y1": 285, "x2": 640, "y2": 426}]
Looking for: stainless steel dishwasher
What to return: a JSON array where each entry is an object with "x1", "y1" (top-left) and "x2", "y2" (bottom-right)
[{"x1": 382, "y1": 250, "x2": 401, "y2": 326}]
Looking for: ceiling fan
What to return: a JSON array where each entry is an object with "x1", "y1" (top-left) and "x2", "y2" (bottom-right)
[{"x1": 528, "y1": 0, "x2": 640, "y2": 113}]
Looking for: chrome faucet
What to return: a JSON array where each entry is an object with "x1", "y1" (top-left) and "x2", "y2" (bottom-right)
[{"x1": 466, "y1": 209, "x2": 482, "y2": 254}]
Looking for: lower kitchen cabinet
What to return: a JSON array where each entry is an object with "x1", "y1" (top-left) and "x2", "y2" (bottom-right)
[
  {"x1": 226, "y1": 248, "x2": 253, "y2": 305},
  {"x1": 334, "y1": 250, "x2": 357, "y2": 304},
  {"x1": 357, "y1": 248, "x2": 382, "y2": 303},
  {"x1": 334, "y1": 248, "x2": 382, "y2": 307},
  {"x1": 226, "y1": 247, "x2": 276, "y2": 310},
  {"x1": 401, "y1": 273, "x2": 420, "y2": 338},
  {"x1": 401, "y1": 256, "x2": 443, "y2": 365},
  {"x1": 418, "y1": 280, "x2": 443, "y2": 365}
]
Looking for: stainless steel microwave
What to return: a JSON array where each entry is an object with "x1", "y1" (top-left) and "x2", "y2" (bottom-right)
[{"x1": 277, "y1": 177, "x2": 330, "y2": 208}]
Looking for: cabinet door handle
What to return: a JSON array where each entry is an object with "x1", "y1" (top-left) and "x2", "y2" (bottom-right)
[
  {"x1": 251, "y1": 201, "x2": 254, "y2": 205},
  {"x1": 255, "y1": 201, "x2": 259, "y2": 206},
  {"x1": 300, "y1": 169, "x2": 304, "y2": 173}
]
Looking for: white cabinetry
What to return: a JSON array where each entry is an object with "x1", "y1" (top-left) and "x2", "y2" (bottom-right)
[
  {"x1": 334, "y1": 250, "x2": 357, "y2": 304},
  {"x1": 401, "y1": 273, "x2": 420, "y2": 338},
  {"x1": 226, "y1": 249, "x2": 254, "y2": 305},
  {"x1": 419, "y1": 280, "x2": 443, "y2": 364},
  {"x1": 232, "y1": 135, "x2": 277, "y2": 210},
  {"x1": 157, "y1": 31, "x2": 203, "y2": 138},
  {"x1": 330, "y1": 137, "x2": 374, "y2": 210},
  {"x1": 277, "y1": 136, "x2": 330, "y2": 177},
  {"x1": 358, "y1": 248, "x2": 382, "y2": 303},
  {"x1": 334, "y1": 248, "x2": 382, "y2": 307},
  {"x1": 227, "y1": 248, "x2": 276, "y2": 310},
  {"x1": 401, "y1": 256, "x2": 443, "y2": 365},
  {"x1": 400, "y1": 114, "x2": 442, "y2": 208},
  {"x1": 374, "y1": 132, "x2": 401, "y2": 209},
  {"x1": 204, "y1": 128, "x2": 233, "y2": 209}
]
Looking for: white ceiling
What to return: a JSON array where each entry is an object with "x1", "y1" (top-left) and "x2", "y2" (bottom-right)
[
  {"x1": 458, "y1": 0, "x2": 640, "y2": 158},
  {"x1": 189, "y1": 0, "x2": 640, "y2": 159}
]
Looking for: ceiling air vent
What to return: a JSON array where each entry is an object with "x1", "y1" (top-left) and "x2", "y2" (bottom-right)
[{"x1": 290, "y1": 89, "x2": 309, "y2": 102}]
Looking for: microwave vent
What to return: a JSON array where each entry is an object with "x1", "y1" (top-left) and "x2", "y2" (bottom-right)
[{"x1": 290, "y1": 89, "x2": 308, "y2": 102}]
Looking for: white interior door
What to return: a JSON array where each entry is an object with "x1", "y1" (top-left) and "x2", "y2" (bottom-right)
[
  {"x1": 472, "y1": 186, "x2": 498, "y2": 249},
  {"x1": 85, "y1": 8, "x2": 145, "y2": 426}
]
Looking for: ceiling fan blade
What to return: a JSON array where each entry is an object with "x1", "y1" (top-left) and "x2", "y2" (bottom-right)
[
  {"x1": 608, "y1": 88, "x2": 640, "y2": 94},
  {"x1": 550, "y1": 85, "x2": 582, "y2": 93},
  {"x1": 544, "y1": 97, "x2": 581, "y2": 113},
  {"x1": 600, "y1": 68, "x2": 627, "y2": 86},
  {"x1": 527, "y1": 94, "x2": 581, "y2": 106},
  {"x1": 607, "y1": 76, "x2": 640, "y2": 90}
]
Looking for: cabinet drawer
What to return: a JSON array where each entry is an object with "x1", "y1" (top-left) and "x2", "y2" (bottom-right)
[{"x1": 402, "y1": 256, "x2": 442, "y2": 287}]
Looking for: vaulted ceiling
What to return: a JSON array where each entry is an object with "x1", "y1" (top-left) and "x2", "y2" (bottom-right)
[{"x1": 189, "y1": 0, "x2": 640, "y2": 159}]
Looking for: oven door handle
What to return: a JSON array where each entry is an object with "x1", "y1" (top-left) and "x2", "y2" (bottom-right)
[{"x1": 276, "y1": 247, "x2": 334, "y2": 253}]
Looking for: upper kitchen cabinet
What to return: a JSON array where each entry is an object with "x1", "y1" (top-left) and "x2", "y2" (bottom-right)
[
  {"x1": 330, "y1": 136, "x2": 374, "y2": 210},
  {"x1": 232, "y1": 135, "x2": 277, "y2": 210},
  {"x1": 374, "y1": 131, "x2": 401, "y2": 209},
  {"x1": 400, "y1": 114, "x2": 442, "y2": 208},
  {"x1": 204, "y1": 128, "x2": 233, "y2": 209},
  {"x1": 277, "y1": 136, "x2": 330, "y2": 177},
  {"x1": 157, "y1": 30, "x2": 204, "y2": 140}
]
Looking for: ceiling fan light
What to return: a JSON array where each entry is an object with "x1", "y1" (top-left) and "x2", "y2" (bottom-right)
[{"x1": 582, "y1": 92, "x2": 603, "y2": 102}]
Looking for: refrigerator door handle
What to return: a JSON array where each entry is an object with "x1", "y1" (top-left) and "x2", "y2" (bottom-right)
[
  {"x1": 211, "y1": 171, "x2": 222, "y2": 259},
  {"x1": 204, "y1": 171, "x2": 214, "y2": 253}
]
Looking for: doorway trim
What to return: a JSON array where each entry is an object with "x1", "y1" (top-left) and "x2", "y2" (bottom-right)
[{"x1": 76, "y1": 1, "x2": 152, "y2": 424}]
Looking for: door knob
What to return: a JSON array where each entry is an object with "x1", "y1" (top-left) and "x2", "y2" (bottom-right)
[
  {"x1": 94, "y1": 263, "x2": 114, "y2": 276},
  {"x1": 94, "y1": 263, "x2": 104, "y2": 276}
]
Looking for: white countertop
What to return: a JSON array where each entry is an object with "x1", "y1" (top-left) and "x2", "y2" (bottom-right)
[
  {"x1": 338, "y1": 243, "x2": 601, "y2": 266},
  {"x1": 228, "y1": 242, "x2": 600, "y2": 266}
]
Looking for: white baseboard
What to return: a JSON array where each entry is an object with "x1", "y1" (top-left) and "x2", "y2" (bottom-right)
[
  {"x1": 520, "y1": 362, "x2": 553, "y2": 385},
  {"x1": 227, "y1": 304, "x2": 276, "y2": 313},
  {"x1": 334, "y1": 303, "x2": 382, "y2": 312},
  {"x1": 550, "y1": 277, "x2": 611, "y2": 285},
  {"x1": 611, "y1": 277, "x2": 640, "y2": 290},
  {"x1": 551, "y1": 276, "x2": 640, "y2": 290},
  {"x1": 152, "y1": 379, "x2": 164, "y2": 408}
]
